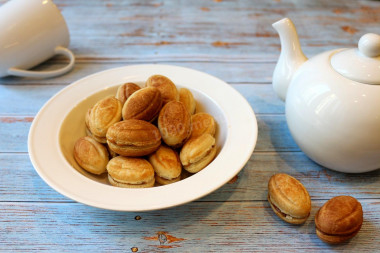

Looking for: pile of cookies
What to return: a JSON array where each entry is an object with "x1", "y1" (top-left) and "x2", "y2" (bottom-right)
[
  {"x1": 73, "y1": 74, "x2": 217, "y2": 188},
  {"x1": 268, "y1": 173, "x2": 363, "y2": 244}
]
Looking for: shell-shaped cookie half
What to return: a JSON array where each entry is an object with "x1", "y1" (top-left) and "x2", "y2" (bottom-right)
[
  {"x1": 88, "y1": 96, "x2": 122, "y2": 138},
  {"x1": 116, "y1": 82, "x2": 141, "y2": 105},
  {"x1": 158, "y1": 101, "x2": 191, "y2": 148},
  {"x1": 122, "y1": 87, "x2": 162, "y2": 122},
  {"x1": 146, "y1": 74, "x2": 179, "y2": 105},
  {"x1": 73, "y1": 136, "x2": 109, "y2": 175}
]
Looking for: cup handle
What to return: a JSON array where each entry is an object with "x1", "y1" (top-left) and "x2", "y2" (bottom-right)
[{"x1": 7, "y1": 46, "x2": 75, "y2": 78}]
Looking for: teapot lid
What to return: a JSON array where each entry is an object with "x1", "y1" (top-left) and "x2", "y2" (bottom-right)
[{"x1": 331, "y1": 33, "x2": 380, "y2": 85}]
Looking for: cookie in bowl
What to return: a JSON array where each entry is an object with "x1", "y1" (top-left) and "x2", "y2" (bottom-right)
[
  {"x1": 84, "y1": 107, "x2": 98, "y2": 139},
  {"x1": 179, "y1": 87, "x2": 196, "y2": 115},
  {"x1": 106, "y1": 119, "x2": 161, "y2": 157},
  {"x1": 122, "y1": 87, "x2": 162, "y2": 122},
  {"x1": 180, "y1": 133, "x2": 217, "y2": 173},
  {"x1": 107, "y1": 156, "x2": 155, "y2": 188},
  {"x1": 88, "y1": 96, "x2": 122, "y2": 143},
  {"x1": 73, "y1": 136, "x2": 109, "y2": 175},
  {"x1": 190, "y1": 112, "x2": 216, "y2": 139},
  {"x1": 267, "y1": 173, "x2": 311, "y2": 224},
  {"x1": 158, "y1": 100, "x2": 192, "y2": 148},
  {"x1": 149, "y1": 145, "x2": 182, "y2": 185},
  {"x1": 315, "y1": 196, "x2": 363, "y2": 244},
  {"x1": 116, "y1": 82, "x2": 140, "y2": 105},
  {"x1": 146, "y1": 74, "x2": 179, "y2": 105}
]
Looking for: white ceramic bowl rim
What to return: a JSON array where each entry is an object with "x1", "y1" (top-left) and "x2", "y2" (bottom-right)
[{"x1": 28, "y1": 64, "x2": 258, "y2": 211}]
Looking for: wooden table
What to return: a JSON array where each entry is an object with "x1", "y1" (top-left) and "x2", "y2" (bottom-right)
[{"x1": 1, "y1": 0, "x2": 379, "y2": 251}]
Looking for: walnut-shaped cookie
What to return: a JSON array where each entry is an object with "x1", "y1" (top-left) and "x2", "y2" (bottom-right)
[
  {"x1": 149, "y1": 145, "x2": 182, "y2": 185},
  {"x1": 179, "y1": 133, "x2": 217, "y2": 173},
  {"x1": 115, "y1": 82, "x2": 140, "y2": 105},
  {"x1": 106, "y1": 119, "x2": 161, "y2": 157},
  {"x1": 158, "y1": 101, "x2": 191, "y2": 148},
  {"x1": 268, "y1": 173, "x2": 311, "y2": 224},
  {"x1": 107, "y1": 156, "x2": 155, "y2": 188},
  {"x1": 88, "y1": 96, "x2": 122, "y2": 143},
  {"x1": 190, "y1": 112, "x2": 216, "y2": 139},
  {"x1": 122, "y1": 87, "x2": 162, "y2": 122},
  {"x1": 179, "y1": 88, "x2": 196, "y2": 115},
  {"x1": 315, "y1": 196, "x2": 363, "y2": 244},
  {"x1": 146, "y1": 74, "x2": 179, "y2": 105},
  {"x1": 73, "y1": 136, "x2": 109, "y2": 175}
]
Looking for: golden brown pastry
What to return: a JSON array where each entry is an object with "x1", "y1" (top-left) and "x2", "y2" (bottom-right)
[
  {"x1": 148, "y1": 145, "x2": 182, "y2": 185},
  {"x1": 158, "y1": 101, "x2": 192, "y2": 148},
  {"x1": 268, "y1": 173, "x2": 311, "y2": 224},
  {"x1": 315, "y1": 196, "x2": 363, "y2": 244},
  {"x1": 179, "y1": 88, "x2": 196, "y2": 115},
  {"x1": 85, "y1": 107, "x2": 107, "y2": 143},
  {"x1": 106, "y1": 156, "x2": 155, "y2": 188},
  {"x1": 190, "y1": 112, "x2": 216, "y2": 139},
  {"x1": 179, "y1": 133, "x2": 217, "y2": 173},
  {"x1": 106, "y1": 119, "x2": 161, "y2": 156},
  {"x1": 122, "y1": 87, "x2": 162, "y2": 122},
  {"x1": 116, "y1": 82, "x2": 141, "y2": 105},
  {"x1": 85, "y1": 107, "x2": 94, "y2": 137},
  {"x1": 73, "y1": 136, "x2": 109, "y2": 175},
  {"x1": 88, "y1": 96, "x2": 122, "y2": 143},
  {"x1": 146, "y1": 75, "x2": 179, "y2": 104}
]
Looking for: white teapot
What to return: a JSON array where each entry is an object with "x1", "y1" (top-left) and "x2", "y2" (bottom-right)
[{"x1": 272, "y1": 18, "x2": 380, "y2": 173}]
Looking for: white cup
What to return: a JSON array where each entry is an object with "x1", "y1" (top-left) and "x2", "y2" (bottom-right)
[{"x1": 0, "y1": 0, "x2": 75, "y2": 78}]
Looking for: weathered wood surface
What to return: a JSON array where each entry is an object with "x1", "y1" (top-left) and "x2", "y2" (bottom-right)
[
  {"x1": 0, "y1": 61, "x2": 275, "y2": 85},
  {"x1": 59, "y1": 0, "x2": 380, "y2": 61},
  {"x1": 1, "y1": 200, "x2": 379, "y2": 252},
  {"x1": 1, "y1": 0, "x2": 380, "y2": 251}
]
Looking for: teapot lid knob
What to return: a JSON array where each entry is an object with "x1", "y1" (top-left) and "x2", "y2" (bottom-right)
[
  {"x1": 358, "y1": 33, "x2": 380, "y2": 58},
  {"x1": 331, "y1": 33, "x2": 380, "y2": 85}
]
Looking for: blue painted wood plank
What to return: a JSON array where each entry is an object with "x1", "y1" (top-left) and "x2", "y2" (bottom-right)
[
  {"x1": 0, "y1": 84, "x2": 65, "y2": 116},
  {"x1": 0, "y1": 61, "x2": 275, "y2": 86},
  {"x1": 0, "y1": 1, "x2": 378, "y2": 63},
  {"x1": 54, "y1": 0, "x2": 380, "y2": 61},
  {"x1": 0, "y1": 117, "x2": 34, "y2": 152},
  {"x1": 0, "y1": 200, "x2": 378, "y2": 252}
]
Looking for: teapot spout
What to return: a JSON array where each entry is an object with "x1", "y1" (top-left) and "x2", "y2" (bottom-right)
[{"x1": 272, "y1": 18, "x2": 307, "y2": 101}]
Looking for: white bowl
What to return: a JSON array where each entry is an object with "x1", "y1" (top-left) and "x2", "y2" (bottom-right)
[{"x1": 28, "y1": 64, "x2": 258, "y2": 211}]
